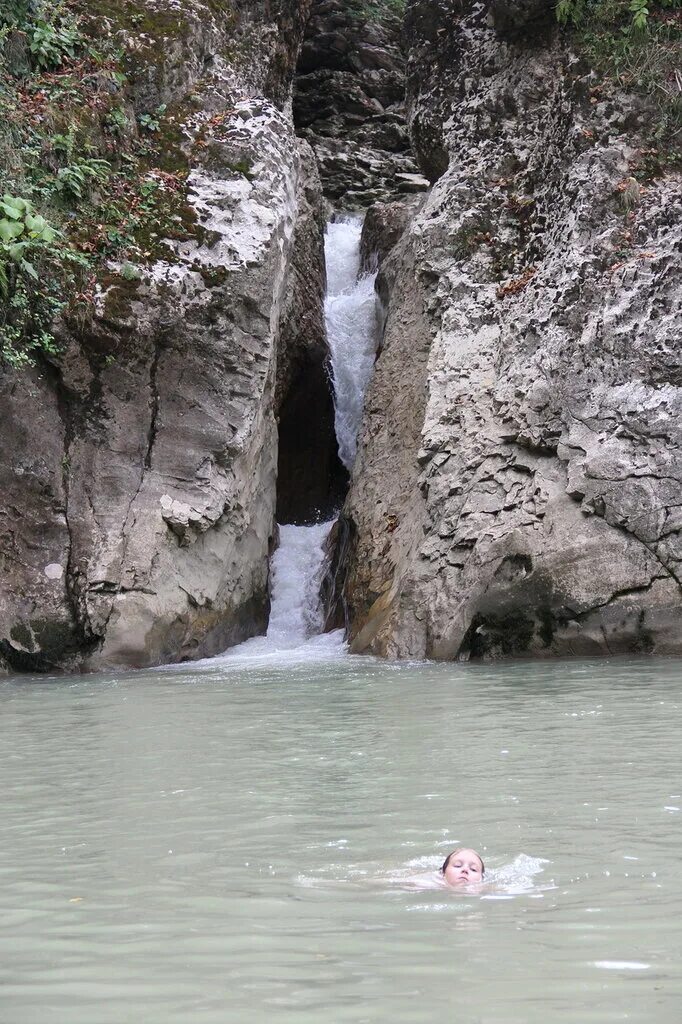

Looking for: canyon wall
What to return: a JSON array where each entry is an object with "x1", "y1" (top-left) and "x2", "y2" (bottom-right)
[
  {"x1": 0, "y1": 0, "x2": 336, "y2": 671},
  {"x1": 294, "y1": 0, "x2": 427, "y2": 204},
  {"x1": 3, "y1": 0, "x2": 680, "y2": 670},
  {"x1": 342, "y1": 0, "x2": 682, "y2": 659}
]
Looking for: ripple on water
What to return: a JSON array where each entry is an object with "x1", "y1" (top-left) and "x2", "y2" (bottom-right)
[
  {"x1": 297, "y1": 853, "x2": 553, "y2": 903},
  {"x1": 1, "y1": 656, "x2": 682, "y2": 1024}
]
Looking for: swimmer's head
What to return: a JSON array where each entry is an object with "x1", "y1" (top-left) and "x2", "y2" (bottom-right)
[{"x1": 442, "y1": 848, "x2": 484, "y2": 886}]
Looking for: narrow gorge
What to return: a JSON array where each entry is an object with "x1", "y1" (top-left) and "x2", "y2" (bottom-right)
[{"x1": 1, "y1": 0, "x2": 680, "y2": 672}]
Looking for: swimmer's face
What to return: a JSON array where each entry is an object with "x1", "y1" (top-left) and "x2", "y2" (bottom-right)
[{"x1": 443, "y1": 848, "x2": 484, "y2": 886}]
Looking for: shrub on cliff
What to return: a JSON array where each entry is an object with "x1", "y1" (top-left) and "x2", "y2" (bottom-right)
[
  {"x1": 0, "y1": 194, "x2": 89, "y2": 366},
  {"x1": 0, "y1": 0, "x2": 196, "y2": 366},
  {"x1": 0, "y1": 0, "x2": 86, "y2": 69},
  {"x1": 556, "y1": 0, "x2": 682, "y2": 158}
]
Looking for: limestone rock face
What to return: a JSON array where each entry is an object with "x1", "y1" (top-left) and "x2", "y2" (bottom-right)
[
  {"x1": 0, "y1": 0, "x2": 323, "y2": 672},
  {"x1": 359, "y1": 197, "x2": 423, "y2": 273},
  {"x1": 342, "y1": 0, "x2": 682, "y2": 659},
  {"x1": 294, "y1": 0, "x2": 428, "y2": 205}
]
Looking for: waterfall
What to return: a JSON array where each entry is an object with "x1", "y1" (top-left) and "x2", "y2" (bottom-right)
[
  {"x1": 262, "y1": 523, "x2": 333, "y2": 646},
  {"x1": 324, "y1": 216, "x2": 378, "y2": 470},
  {"x1": 222, "y1": 213, "x2": 376, "y2": 660},
  {"x1": 212, "y1": 521, "x2": 344, "y2": 663}
]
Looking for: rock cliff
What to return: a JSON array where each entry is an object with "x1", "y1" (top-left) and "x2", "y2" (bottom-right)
[
  {"x1": 341, "y1": 0, "x2": 682, "y2": 659},
  {"x1": 0, "y1": 0, "x2": 335, "y2": 671},
  {"x1": 294, "y1": 0, "x2": 428, "y2": 204},
  {"x1": 3, "y1": 0, "x2": 680, "y2": 671}
]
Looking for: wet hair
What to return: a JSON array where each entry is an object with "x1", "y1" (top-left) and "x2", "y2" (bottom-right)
[{"x1": 441, "y1": 848, "x2": 485, "y2": 876}]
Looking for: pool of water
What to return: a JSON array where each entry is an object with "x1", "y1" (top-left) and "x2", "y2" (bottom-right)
[{"x1": 1, "y1": 653, "x2": 681, "y2": 1023}]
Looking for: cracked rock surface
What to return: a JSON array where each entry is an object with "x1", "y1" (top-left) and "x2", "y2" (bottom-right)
[
  {"x1": 341, "y1": 0, "x2": 682, "y2": 660},
  {"x1": 0, "y1": 0, "x2": 322, "y2": 672}
]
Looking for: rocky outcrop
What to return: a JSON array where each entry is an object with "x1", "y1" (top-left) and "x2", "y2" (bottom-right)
[
  {"x1": 341, "y1": 0, "x2": 682, "y2": 659},
  {"x1": 5, "y1": 0, "x2": 680, "y2": 672},
  {"x1": 0, "y1": 0, "x2": 329, "y2": 672},
  {"x1": 294, "y1": 0, "x2": 428, "y2": 205},
  {"x1": 359, "y1": 196, "x2": 422, "y2": 272}
]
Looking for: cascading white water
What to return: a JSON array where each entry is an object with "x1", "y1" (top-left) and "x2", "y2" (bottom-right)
[
  {"x1": 221, "y1": 213, "x2": 375, "y2": 661},
  {"x1": 324, "y1": 216, "x2": 378, "y2": 470},
  {"x1": 212, "y1": 521, "x2": 345, "y2": 663},
  {"x1": 263, "y1": 523, "x2": 332, "y2": 646}
]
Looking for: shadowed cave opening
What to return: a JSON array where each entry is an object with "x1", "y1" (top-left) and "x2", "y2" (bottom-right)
[{"x1": 275, "y1": 349, "x2": 348, "y2": 526}]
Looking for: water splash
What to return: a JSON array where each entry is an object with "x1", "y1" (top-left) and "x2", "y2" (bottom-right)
[
  {"x1": 265, "y1": 522, "x2": 334, "y2": 646},
  {"x1": 324, "y1": 216, "x2": 378, "y2": 470},
  {"x1": 213, "y1": 522, "x2": 346, "y2": 664},
  {"x1": 298, "y1": 853, "x2": 552, "y2": 899}
]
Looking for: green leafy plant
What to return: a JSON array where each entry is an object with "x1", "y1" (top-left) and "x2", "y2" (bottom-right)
[
  {"x1": 0, "y1": 194, "x2": 82, "y2": 366},
  {"x1": 138, "y1": 104, "x2": 167, "y2": 133},
  {"x1": 28, "y1": 16, "x2": 81, "y2": 68},
  {"x1": 0, "y1": 1, "x2": 35, "y2": 29},
  {"x1": 55, "y1": 158, "x2": 111, "y2": 201},
  {"x1": 556, "y1": 0, "x2": 587, "y2": 26},
  {"x1": 0, "y1": 1, "x2": 84, "y2": 68},
  {"x1": 556, "y1": 0, "x2": 674, "y2": 32},
  {"x1": 629, "y1": 0, "x2": 650, "y2": 32},
  {"x1": 48, "y1": 131, "x2": 75, "y2": 164},
  {"x1": 0, "y1": 194, "x2": 57, "y2": 273},
  {"x1": 105, "y1": 106, "x2": 128, "y2": 135},
  {"x1": 556, "y1": 0, "x2": 682, "y2": 163}
]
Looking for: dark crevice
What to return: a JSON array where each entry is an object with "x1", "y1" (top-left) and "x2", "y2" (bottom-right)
[
  {"x1": 40, "y1": 359, "x2": 102, "y2": 667},
  {"x1": 144, "y1": 335, "x2": 163, "y2": 470},
  {"x1": 458, "y1": 572, "x2": 669, "y2": 661},
  {"x1": 275, "y1": 352, "x2": 348, "y2": 525},
  {"x1": 0, "y1": 639, "x2": 61, "y2": 674},
  {"x1": 116, "y1": 332, "x2": 168, "y2": 588}
]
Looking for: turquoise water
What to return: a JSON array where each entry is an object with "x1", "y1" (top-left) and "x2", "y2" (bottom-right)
[{"x1": 1, "y1": 654, "x2": 681, "y2": 1022}]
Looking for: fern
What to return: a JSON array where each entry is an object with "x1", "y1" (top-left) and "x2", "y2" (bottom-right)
[
  {"x1": 556, "y1": 0, "x2": 588, "y2": 25},
  {"x1": 55, "y1": 159, "x2": 111, "y2": 201}
]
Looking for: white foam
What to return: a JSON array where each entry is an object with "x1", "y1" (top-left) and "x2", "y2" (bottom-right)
[
  {"x1": 209, "y1": 521, "x2": 343, "y2": 665},
  {"x1": 594, "y1": 961, "x2": 650, "y2": 971},
  {"x1": 299, "y1": 853, "x2": 552, "y2": 898},
  {"x1": 265, "y1": 522, "x2": 334, "y2": 645},
  {"x1": 487, "y1": 853, "x2": 551, "y2": 893}
]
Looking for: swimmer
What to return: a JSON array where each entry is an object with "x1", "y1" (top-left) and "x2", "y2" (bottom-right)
[{"x1": 441, "y1": 847, "x2": 485, "y2": 887}]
